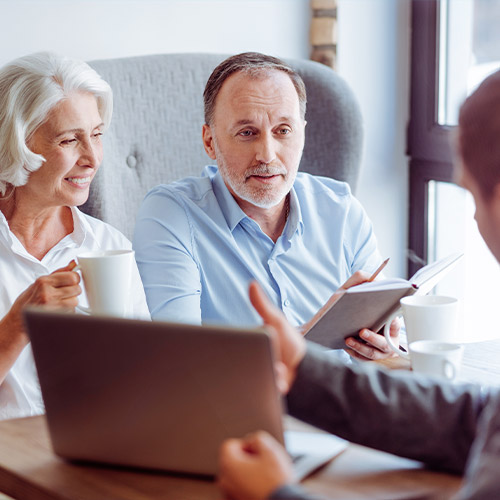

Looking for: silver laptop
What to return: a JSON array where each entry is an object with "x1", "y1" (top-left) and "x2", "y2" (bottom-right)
[{"x1": 24, "y1": 309, "x2": 346, "y2": 478}]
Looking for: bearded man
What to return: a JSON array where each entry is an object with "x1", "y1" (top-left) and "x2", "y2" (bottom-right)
[{"x1": 133, "y1": 52, "x2": 399, "y2": 361}]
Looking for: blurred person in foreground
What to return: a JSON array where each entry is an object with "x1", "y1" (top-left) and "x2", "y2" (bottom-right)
[
  {"x1": 218, "y1": 70, "x2": 500, "y2": 500},
  {"x1": 0, "y1": 52, "x2": 149, "y2": 420}
]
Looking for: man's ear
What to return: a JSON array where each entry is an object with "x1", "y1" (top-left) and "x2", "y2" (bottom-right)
[
  {"x1": 492, "y1": 183, "x2": 500, "y2": 211},
  {"x1": 202, "y1": 124, "x2": 217, "y2": 160}
]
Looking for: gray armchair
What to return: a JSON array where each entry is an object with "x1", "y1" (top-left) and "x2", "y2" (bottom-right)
[{"x1": 83, "y1": 53, "x2": 363, "y2": 239}]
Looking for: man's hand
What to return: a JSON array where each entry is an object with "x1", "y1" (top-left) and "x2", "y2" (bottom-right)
[
  {"x1": 338, "y1": 270, "x2": 371, "y2": 290},
  {"x1": 218, "y1": 431, "x2": 294, "y2": 500},
  {"x1": 249, "y1": 281, "x2": 306, "y2": 394},
  {"x1": 345, "y1": 318, "x2": 401, "y2": 361},
  {"x1": 339, "y1": 272, "x2": 401, "y2": 361}
]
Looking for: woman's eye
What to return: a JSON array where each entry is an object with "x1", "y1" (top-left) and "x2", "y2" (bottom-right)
[
  {"x1": 60, "y1": 138, "x2": 77, "y2": 145},
  {"x1": 93, "y1": 132, "x2": 103, "y2": 139}
]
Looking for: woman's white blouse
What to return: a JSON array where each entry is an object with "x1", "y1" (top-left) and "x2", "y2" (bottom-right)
[{"x1": 0, "y1": 207, "x2": 150, "y2": 420}]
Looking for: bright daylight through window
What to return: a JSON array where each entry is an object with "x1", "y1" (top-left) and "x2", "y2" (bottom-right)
[{"x1": 431, "y1": 0, "x2": 500, "y2": 341}]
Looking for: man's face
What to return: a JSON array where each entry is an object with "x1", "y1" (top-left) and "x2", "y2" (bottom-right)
[
  {"x1": 458, "y1": 160, "x2": 500, "y2": 263},
  {"x1": 202, "y1": 70, "x2": 306, "y2": 209}
]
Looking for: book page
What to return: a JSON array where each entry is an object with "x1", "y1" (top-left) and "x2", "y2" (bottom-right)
[
  {"x1": 346, "y1": 278, "x2": 409, "y2": 292},
  {"x1": 410, "y1": 252, "x2": 463, "y2": 294}
]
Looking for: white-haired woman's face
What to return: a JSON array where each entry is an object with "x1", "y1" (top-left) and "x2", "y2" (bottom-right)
[{"x1": 24, "y1": 91, "x2": 104, "y2": 209}]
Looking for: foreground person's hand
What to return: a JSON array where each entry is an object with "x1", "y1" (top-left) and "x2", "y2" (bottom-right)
[
  {"x1": 249, "y1": 281, "x2": 306, "y2": 394},
  {"x1": 218, "y1": 431, "x2": 294, "y2": 500}
]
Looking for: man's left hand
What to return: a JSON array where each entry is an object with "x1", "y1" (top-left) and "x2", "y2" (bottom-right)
[{"x1": 345, "y1": 317, "x2": 401, "y2": 361}]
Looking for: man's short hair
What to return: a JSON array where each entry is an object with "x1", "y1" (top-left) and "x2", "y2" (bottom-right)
[
  {"x1": 0, "y1": 52, "x2": 113, "y2": 196},
  {"x1": 203, "y1": 52, "x2": 307, "y2": 125},
  {"x1": 459, "y1": 69, "x2": 500, "y2": 198}
]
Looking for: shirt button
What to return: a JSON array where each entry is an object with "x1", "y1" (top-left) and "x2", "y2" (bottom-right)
[
  {"x1": 284, "y1": 299, "x2": 290, "y2": 307},
  {"x1": 126, "y1": 155, "x2": 137, "y2": 168}
]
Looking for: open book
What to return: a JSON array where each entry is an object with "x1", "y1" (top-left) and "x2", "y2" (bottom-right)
[{"x1": 303, "y1": 252, "x2": 463, "y2": 349}]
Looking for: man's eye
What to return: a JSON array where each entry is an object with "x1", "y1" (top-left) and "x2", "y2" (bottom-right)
[
  {"x1": 278, "y1": 128, "x2": 291, "y2": 135},
  {"x1": 239, "y1": 130, "x2": 254, "y2": 137}
]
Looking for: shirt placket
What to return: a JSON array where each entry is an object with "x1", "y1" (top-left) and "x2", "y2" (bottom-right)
[{"x1": 268, "y1": 237, "x2": 294, "y2": 321}]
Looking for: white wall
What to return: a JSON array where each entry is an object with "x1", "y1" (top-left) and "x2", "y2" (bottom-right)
[
  {"x1": 0, "y1": 0, "x2": 310, "y2": 65},
  {"x1": 0, "y1": 0, "x2": 410, "y2": 277},
  {"x1": 337, "y1": 0, "x2": 411, "y2": 278}
]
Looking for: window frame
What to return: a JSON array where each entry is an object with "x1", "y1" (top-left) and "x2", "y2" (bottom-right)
[{"x1": 408, "y1": 0, "x2": 455, "y2": 277}]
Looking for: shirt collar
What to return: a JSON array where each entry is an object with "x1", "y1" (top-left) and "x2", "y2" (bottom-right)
[
  {"x1": 0, "y1": 206, "x2": 87, "y2": 243},
  {"x1": 67, "y1": 206, "x2": 87, "y2": 246},
  {"x1": 0, "y1": 206, "x2": 89, "y2": 265},
  {"x1": 210, "y1": 167, "x2": 248, "y2": 232},
  {"x1": 0, "y1": 210, "x2": 14, "y2": 247},
  {"x1": 284, "y1": 185, "x2": 304, "y2": 238}
]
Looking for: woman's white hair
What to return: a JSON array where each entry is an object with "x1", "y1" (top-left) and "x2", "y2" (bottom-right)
[{"x1": 0, "y1": 52, "x2": 113, "y2": 195}]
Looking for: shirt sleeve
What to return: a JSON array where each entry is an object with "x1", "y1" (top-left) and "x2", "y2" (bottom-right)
[
  {"x1": 133, "y1": 187, "x2": 202, "y2": 324},
  {"x1": 345, "y1": 194, "x2": 383, "y2": 275},
  {"x1": 286, "y1": 343, "x2": 487, "y2": 475}
]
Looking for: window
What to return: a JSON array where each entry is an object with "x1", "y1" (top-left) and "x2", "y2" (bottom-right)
[
  {"x1": 438, "y1": 0, "x2": 500, "y2": 126},
  {"x1": 409, "y1": 0, "x2": 500, "y2": 341}
]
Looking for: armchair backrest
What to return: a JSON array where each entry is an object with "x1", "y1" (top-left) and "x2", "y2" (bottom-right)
[{"x1": 84, "y1": 53, "x2": 363, "y2": 239}]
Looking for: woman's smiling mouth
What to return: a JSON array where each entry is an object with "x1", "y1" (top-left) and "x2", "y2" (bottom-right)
[{"x1": 65, "y1": 176, "x2": 92, "y2": 186}]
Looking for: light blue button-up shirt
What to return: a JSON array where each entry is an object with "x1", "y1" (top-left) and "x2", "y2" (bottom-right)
[{"x1": 133, "y1": 166, "x2": 382, "y2": 328}]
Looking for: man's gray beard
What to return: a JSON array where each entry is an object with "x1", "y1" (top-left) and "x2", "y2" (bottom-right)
[{"x1": 218, "y1": 161, "x2": 296, "y2": 209}]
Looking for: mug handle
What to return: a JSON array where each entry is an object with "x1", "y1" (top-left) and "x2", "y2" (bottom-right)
[
  {"x1": 442, "y1": 360, "x2": 456, "y2": 380},
  {"x1": 73, "y1": 265, "x2": 91, "y2": 315},
  {"x1": 383, "y1": 309, "x2": 409, "y2": 359}
]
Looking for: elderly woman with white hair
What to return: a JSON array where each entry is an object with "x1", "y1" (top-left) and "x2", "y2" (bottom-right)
[{"x1": 0, "y1": 52, "x2": 149, "y2": 420}]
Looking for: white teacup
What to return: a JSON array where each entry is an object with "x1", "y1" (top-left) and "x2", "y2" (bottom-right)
[
  {"x1": 384, "y1": 295, "x2": 458, "y2": 359},
  {"x1": 409, "y1": 340, "x2": 464, "y2": 380},
  {"x1": 75, "y1": 250, "x2": 134, "y2": 317}
]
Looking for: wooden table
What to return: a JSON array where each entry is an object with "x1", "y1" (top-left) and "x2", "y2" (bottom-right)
[
  {"x1": 458, "y1": 338, "x2": 500, "y2": 386},
  {"x1": 0, "y1": 416, "x2": 461, "y2": 500},
  {"x1": 1, "y1": 338, "x2": 499, "y2": 500}
]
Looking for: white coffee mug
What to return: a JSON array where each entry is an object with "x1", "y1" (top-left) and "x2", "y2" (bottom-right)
[
  {"x1": 409, "y1": 340, "x2": 464, "y2": 380},
  {"x1": 384, "y1": 295, "x2": 458, "y2": 359},
  {"x1": 75, "y1": 249, "x2": 134, "y2": 317}
]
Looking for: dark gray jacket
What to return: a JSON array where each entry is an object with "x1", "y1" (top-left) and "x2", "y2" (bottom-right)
[{"x1": 270, "y1": 343, "x2": 500, "y2": 499}]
